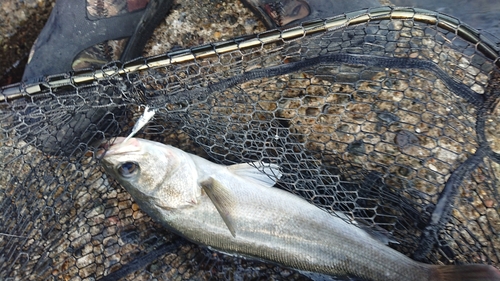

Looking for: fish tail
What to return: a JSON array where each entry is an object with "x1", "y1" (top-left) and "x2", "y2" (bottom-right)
[{"x1": 430, "y1": 264, "x2": 500, "y2": 281}]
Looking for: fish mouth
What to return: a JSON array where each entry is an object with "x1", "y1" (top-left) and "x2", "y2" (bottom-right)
[{"x1": 96, "y1": 137, "x2": 135, "y2": 159}]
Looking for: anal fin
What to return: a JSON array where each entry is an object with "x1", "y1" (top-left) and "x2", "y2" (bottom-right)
[{"x1": 354, "y1": 218, "x2": 399, "y2": 245}]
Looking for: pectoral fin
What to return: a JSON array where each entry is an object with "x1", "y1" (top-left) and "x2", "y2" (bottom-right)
[{"x1": 200, "y1": 177, "x2": 237, "y2": 238}]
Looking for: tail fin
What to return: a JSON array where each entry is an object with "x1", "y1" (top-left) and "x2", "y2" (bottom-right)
[{"x1": 431, "y1": 264, "x2": 500, "y2": 281}]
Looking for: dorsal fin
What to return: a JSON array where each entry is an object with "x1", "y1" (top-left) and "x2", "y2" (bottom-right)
[
  {"x1": 200, "y1": 177, "x2": 237, "y2": 238},
  {"x1": 227, "y1": 162, "x2": 282, "y2": 187}
]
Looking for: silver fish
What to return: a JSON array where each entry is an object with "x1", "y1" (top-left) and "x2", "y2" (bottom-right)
[{"x1": 99, "y1": 137, "x2": 500, "y2": 281}]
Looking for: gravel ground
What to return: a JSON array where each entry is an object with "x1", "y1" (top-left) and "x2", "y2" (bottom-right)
[{"x1": 1, "y1": 0, "x2": 500, "y2": 280}]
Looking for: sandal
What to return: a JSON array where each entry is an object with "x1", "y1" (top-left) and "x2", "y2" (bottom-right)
[
  {"x1": 22, "y1": 0, "x2": 173, "y2": 81},
  {"x1": 241, "y1": 0, "x2": 382, "y2": 28}
]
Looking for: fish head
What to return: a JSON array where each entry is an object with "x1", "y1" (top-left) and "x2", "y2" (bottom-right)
[{"x1": 98, "y1": 137, "x2": 201, "y2": 210}]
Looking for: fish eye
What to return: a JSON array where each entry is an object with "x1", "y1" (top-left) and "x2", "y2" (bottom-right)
[{"x1": 117, "y1": 162, "x2": 139, "y2": 178}]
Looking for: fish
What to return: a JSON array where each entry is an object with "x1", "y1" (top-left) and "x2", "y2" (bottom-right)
[{"x1": 99, "y1": 137, "x2": 500, "y2": 281}]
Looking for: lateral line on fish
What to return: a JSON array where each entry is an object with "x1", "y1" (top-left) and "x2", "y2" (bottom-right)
[{"x1": 124, "y1": 106, "x2": 156, "y2": 143}]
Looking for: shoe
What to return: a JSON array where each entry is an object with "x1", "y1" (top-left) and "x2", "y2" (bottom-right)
[
  {"x1": 20, "y1": 0, "x2": 173, "y2": 156},
  {"x1": 241, "y1": 0, "x2": 382, "y2": 28}
]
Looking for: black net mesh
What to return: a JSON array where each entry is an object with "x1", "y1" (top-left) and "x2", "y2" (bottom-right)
[{"x1": 1, "y1": 6, "x2": 500, "y2": 280}]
